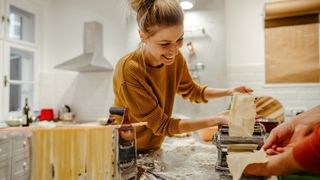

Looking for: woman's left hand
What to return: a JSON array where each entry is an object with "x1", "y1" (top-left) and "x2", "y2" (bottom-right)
[
  {"x1": 229, "y1": 86, "x2": 253, "y2": 95},
  {"x1": 217, "y1": 110, "x2": 230, "y2": 125}
]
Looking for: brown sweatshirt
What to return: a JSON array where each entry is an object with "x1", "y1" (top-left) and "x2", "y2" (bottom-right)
[{"x1": 113, "y1": 49, "x2": 207, "y2": 152}]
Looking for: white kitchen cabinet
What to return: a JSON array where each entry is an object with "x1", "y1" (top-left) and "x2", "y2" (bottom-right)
[
  {"x1": 0, "y1": 0, "x2": 41, "y2": 119},
  {"x1": 0, "y1": 132, "x2": 31, "y2": 180}
]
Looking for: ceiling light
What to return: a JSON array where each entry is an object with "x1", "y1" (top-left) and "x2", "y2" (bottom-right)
[{"x1": 180, "y1": 0, "x2": 195, "y2": 10}]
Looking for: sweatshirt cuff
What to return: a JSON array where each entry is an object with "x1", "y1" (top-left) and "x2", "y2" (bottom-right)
[
  {"x1": 201, "y1": 86, "x2": 208, "y2": 103},
  {"x1": 167, "y1": 118, "x2": 181, "y2": 136}
]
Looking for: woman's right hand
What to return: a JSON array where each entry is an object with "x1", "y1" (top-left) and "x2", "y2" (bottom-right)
[{"x1": 228, "y1": 86, "x2": 253, "y2": 95}]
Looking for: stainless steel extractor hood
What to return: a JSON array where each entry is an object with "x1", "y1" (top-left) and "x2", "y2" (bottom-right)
[{"x1": 55, "y1": 21, "x2": 113, "y2": 72}]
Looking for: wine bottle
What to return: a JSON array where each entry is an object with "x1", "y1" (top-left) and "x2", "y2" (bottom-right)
[{"x1": 22, "y1": 98, "x2": 30, "y2": 127}]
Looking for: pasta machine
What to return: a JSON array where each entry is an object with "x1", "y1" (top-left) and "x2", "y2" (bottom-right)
[{"x1": 213, "y1": 123, "x2": 266, "y2": 171}]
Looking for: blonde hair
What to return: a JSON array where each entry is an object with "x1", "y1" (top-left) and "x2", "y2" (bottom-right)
[{"x1": 128, "y1": 0, "x2": 184, "y2": 37}]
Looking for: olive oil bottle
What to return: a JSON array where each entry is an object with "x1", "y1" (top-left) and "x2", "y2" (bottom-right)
[{"x1": 22, "y1": 98, "x2": 30, "y2": 127}]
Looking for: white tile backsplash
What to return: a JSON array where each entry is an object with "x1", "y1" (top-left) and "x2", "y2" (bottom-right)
[
  {"x1": 39, "y1": 71, "x2": 114, "y2": 121},
  {"x1": 227, "y1": 64, "x2": 320, "y2": 116}
]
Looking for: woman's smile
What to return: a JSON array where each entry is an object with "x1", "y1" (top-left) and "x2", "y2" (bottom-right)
[{"x1": 161, "y1": 54, "x2": 175, "y2": 63}]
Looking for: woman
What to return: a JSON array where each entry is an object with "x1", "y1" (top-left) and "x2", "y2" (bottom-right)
[{"x1": 113, "y1": 0, "x2": 252, "y2": 152}]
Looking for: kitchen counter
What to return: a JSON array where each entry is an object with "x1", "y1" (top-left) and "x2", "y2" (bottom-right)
[
  {"x1": 137, "y1": 133, "x2": 266, "y2": 180},
  {"x1": 0, "y1": 121, "x2": 147, "y2": 131},
  {"x1": 137, "y1": 133, "x2": 221, "y2": 179},
  {"x1": 0, "y1": 123, "x2": 262, "y2": 180}
]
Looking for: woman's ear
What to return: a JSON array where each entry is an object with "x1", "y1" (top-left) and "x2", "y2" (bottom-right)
[{"x1": 139, "y1": 30, "x2": 146, "y2": 42}]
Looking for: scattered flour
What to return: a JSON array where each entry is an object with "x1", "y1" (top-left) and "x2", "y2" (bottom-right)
[{"x1": 137, "y1": 134, "x2": 223, "y2": 180}]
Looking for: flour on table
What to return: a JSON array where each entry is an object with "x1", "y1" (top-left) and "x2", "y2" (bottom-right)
[{"x1": 137, "y1": 135, "x2": 221, "y2": 180}]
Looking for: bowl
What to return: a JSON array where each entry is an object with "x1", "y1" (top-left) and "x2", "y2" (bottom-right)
[
  {"x1": 5, "y1": 119, "x2": 21, "y2": 127},
  {"x1": 198, "y1": 126, "x2": 218, "y2": 141},
  {"x1": 97, "y1": 117, "x2": 108, "y2": 125},
  {"x1": 256, "y1": 118, "x2": 279, "y2": 133}
]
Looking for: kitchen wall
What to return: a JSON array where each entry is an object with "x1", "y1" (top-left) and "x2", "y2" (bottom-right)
[
  {"x1": 174, "y1": 0, "x2": 228, "y2": 117},
  {"x1": 225, "y1": 0, "x2": 320, "y2": 118},
  {"x1": 39, "y1": 0, "x2": 130, "y2": 121},
  {"x1": 38, "y1": 0, "x2": 320, "y2": 121}
]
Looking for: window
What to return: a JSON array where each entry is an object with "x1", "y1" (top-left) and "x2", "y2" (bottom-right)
[
  {"x1": 8, "y1": 5, "x2": 35, "y2": 43},
  {"x1": 0, "y1": 0, "x2": 39, "y2": 119},
  {"x1": 9, "y1": 47, "x2": 34, "y2": 112}
]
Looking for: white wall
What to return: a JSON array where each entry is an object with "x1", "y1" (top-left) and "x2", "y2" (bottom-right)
[
  {"x1": 39, "y1": 0, "x2": 129, "y2": 121},
  {"x1": 174, "y1": 0, "x2": 227, "y2": 117},
  {"x1": 225, "y1": 0, "x2": 320, "y2": 118},
  {"x1": 38, "y1": 0, "x2": 320, "y2": 121}
]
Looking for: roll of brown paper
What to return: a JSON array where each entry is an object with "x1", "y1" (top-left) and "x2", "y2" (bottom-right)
[{"x1": 265, "y1": 0, "x2": 320, "y2": 20}]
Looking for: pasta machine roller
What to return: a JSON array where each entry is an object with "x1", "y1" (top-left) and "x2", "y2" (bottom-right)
[{"x1": 213, "y1": 123, "x2": 266, "y2": 171}]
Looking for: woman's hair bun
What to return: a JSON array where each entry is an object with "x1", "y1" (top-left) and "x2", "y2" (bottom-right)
[{"x1": 128, "y1": 0, "x2": 155, "y2": 12}]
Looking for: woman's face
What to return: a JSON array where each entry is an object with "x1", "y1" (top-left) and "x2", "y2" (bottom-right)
[{"x1": 142, "y1": 25, "x2": 184, "y2": 66}]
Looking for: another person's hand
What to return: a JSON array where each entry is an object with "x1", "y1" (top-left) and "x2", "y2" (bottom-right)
[
  {"x1": 243, "y1": 147, "x2": 303, "y2": 176},
  {"x1": 263, "y1": 122, "x2": 313, "y2": 155},
  {"x1": 245, "y1": 106, "x2": 320, "y2": 177},
  {"x1": 228, "y1": 86, "x2": 253, "y2": 95}
]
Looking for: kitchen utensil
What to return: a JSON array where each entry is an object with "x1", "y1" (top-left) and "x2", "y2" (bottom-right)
[
  {"x1": 61, "y1": 112, "x2": 74, "y2": 121},
  {"x1": 255, "y1": 96, "x2": 285, "y2": 123},
  {"x1": 198, "y1": 126, "x2": 218, "y2": 141},
  {"x1": 213, "y1": 123, "x2": 266, "y2": 171},
  {"x1": 59, "y1": 104, "x2": 73, "y2": 121},
  {"x1": 4, "y1": 119, "x2": 21, "y2": 127},
  {"x1": 256, "y1": 118, "x2": 279, "y2": 133},
  {"x1": 39, "y1": 109, "x2": 54, "y2": 121}
]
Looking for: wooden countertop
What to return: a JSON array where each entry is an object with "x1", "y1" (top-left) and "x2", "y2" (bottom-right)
[{"x1": 0, "y1": 121, "x2": 147, "y2": 132}]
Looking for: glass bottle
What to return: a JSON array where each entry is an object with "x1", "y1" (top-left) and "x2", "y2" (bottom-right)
[
  {"x1": 121, "y1": 108, "x2": 131, "y2": 125},
  {"x1": 22, "y1": 98, "x2": 30, "y2": 127},
  {"x1": 117, "y1": 108, "x2": 137, "y2": 179}
]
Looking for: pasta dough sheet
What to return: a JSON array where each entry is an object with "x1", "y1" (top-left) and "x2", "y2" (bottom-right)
[
  {"x1": 31, "y1": 126, "x2": 115, "y2": 180},
  {"x1": 229, "y1": 93, "x2": 256, "y2": 137},
  {"x1": 227, "y1": 150, "x2": 268, "y2": 180}
]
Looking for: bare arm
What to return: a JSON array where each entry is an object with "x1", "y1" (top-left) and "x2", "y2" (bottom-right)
[
  {"x1": 204, "y1": 86, "x2": 253, "y2": 100},
  {"x1": 244, "y1": 148, "x2": 303, "y2": 176},
  {"x1": 177, "y1": 115, "x2": 228, "y2": 133},
  {"x1": 290, "y1": 106, "x2": 320, "y2": 127}
]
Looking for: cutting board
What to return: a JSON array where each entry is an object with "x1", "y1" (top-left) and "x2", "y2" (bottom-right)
[{"x1": 255, "y1": 96, "x2": 285, "y2": 122}]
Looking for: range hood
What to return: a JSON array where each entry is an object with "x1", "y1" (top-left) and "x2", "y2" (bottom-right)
[{"x1": 55, "y1": 21, "x2": 113, "y2": 72}]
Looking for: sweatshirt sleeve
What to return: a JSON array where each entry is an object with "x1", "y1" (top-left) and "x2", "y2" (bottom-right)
[
  {"x1": 176, "y1": 55, "x2": 208, "y2": 103},
  {"x1": 118, "y1": 81, "x2": 181, "y2": 136},
  {"x1": 292, "y1": 125, "x2": 320, "y2": 173}
]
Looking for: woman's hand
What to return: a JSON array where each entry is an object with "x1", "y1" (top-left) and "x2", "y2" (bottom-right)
[
  {"x1": 217, "y1": 110, "x2": 229, "y2": 125},
  {"x1": 228, "y1": 86, "x2": 253, "y2": 95}
]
